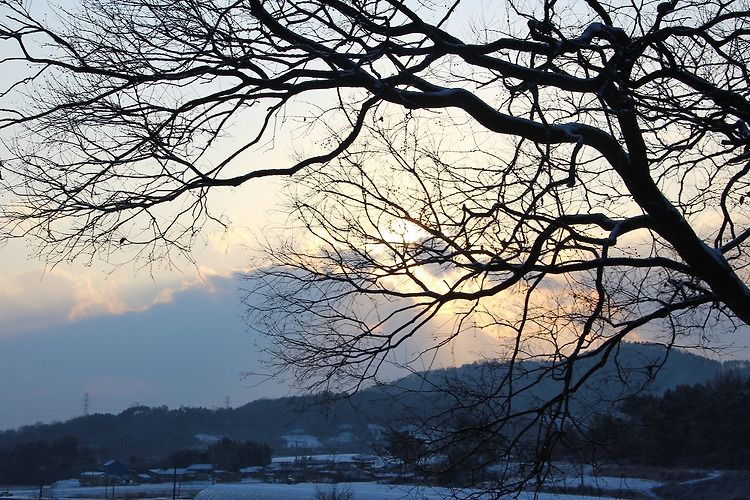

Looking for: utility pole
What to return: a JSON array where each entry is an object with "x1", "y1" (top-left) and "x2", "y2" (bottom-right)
[
  {"x1": 172, "y1": 456, "x2": 178, "y2": 500},
  {"x1": 38, "y1": 466, "x2": 45, "y2": 500},
  {"x1": 224, "y1": 396, "x2": 231, "y2": 409}
]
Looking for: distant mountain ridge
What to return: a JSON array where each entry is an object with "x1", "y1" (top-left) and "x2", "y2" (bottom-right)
[{"x1": 0, "y1": 342, "x2": 745, "y2": 463}]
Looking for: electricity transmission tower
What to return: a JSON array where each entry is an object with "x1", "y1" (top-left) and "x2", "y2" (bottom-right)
[{"x1": 82, "y1": 393, "x2": 91, "y2": 417}]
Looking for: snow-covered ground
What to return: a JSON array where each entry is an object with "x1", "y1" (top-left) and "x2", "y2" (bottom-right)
[
  {"x1": 546, "y1": 468, "x2": 663, "y2": 498},
  {"x1": 0, "y1": 480, "x2": 626, "y2": 500},
  {"x1": 2, "y1": 480, "x2": 212, "y2": 500},
  {"x1": 196, "y1": 482, "x2": 623, "y2": 499}
]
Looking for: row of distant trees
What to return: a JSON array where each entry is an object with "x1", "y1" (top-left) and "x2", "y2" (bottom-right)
[
  {"x1": 376, "y1": 372, "x2": 750, "y2": 486},
  {"x1": 584, "y1": 372, "x2": 750, "y2": 470},
  {"x1": 169, "y1": 437, "x2": 272, "y2": 471},
  {"x1": 0, "y1": 437, "x2": 271, "y2": 486},
  {"x1": 0, "y1": 436, "x2": 94, "y2": 486},
  {"x1": 0, "y1": 404, "x2": 283, "y2": 463}
]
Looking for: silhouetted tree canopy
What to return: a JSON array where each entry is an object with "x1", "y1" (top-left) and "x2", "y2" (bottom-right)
[
  {"x1": 171, "y1": 437, "x2": 272, "y2": 470},
  {"x1": 3, "y1": 0, "x2": 750, "y2": 495},
  {"x1": 615, "y1": 372, "x2": 750, "y2": 469},
  {"x1": 571, "y1": 371, "x2": 750, "y2": 470},
  {"x1": 0, "y1": 436, "x2": 94, "y2": 485}
]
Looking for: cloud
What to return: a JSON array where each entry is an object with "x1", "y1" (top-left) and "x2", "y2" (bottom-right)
[
  {"x1": 203, "y1": 223, "x2": 257, "y2": 258},
  {"x1": 0, "y1": 265, "x2": 247, "y2": 337},
  {"x1": 0, "y1": 268, "x2": 82, "y2": 335},
  {"x1": 67, "y1": 273, "x2": 131, "y2": 320},
  {"x1": 0, "y1": 270, "x2": 284, "y2": 430}
]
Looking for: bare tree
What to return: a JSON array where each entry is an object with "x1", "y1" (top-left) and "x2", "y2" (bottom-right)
[{"x1": 3, "y1": 0, "x2": 750, "y2": 494}]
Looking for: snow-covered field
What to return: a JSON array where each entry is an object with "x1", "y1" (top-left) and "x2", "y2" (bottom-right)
[
  {"x1": 196, "y1": 482, "x2": 626, "y2": 499},
  {"x1": 2, "y1": 480, "x2": 212, "y2": 500},
  {"x1": 0, "y1": 480, "x2": 630, "y2": 500}
]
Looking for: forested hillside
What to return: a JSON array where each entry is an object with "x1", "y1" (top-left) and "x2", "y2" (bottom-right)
[
  {"x1": 0, "y1": 398, "x2": 376, "y2": 463},
  {"x1": 1, "y1": 343, "x2": 748, "y2": 477},
  {"x1": 588, "y1": 371, "x2": 750, "y2": 469}
]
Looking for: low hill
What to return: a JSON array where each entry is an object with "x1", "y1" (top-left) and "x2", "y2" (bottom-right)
[{"x1": 0, "y1": 342, "x2": 744, "y2": 464}]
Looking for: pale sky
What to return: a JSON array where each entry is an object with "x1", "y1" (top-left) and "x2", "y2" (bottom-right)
[
  {"x1": 0, "y1": 0, "x2": 359, "y2": 429},
  {"x1": 0, "y1": 178, "x2": 296, "y2": 430},
  {"x1": 0, "y1": 0, "x2": 301, "y2": 430},
  {"x1": 2, "y1": 0, "x2": 750, "y2": 432},
  {"x1": 0, "y1": 0, "x2": 474, "y2": 430}
]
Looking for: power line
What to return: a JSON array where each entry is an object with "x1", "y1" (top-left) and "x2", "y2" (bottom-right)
[
  {"x1": 0, "y1": 402, "x2": 82, "y2": 430},
  {"x1": 0, "y1": 401, "x2": 80, "y2": 417}
]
